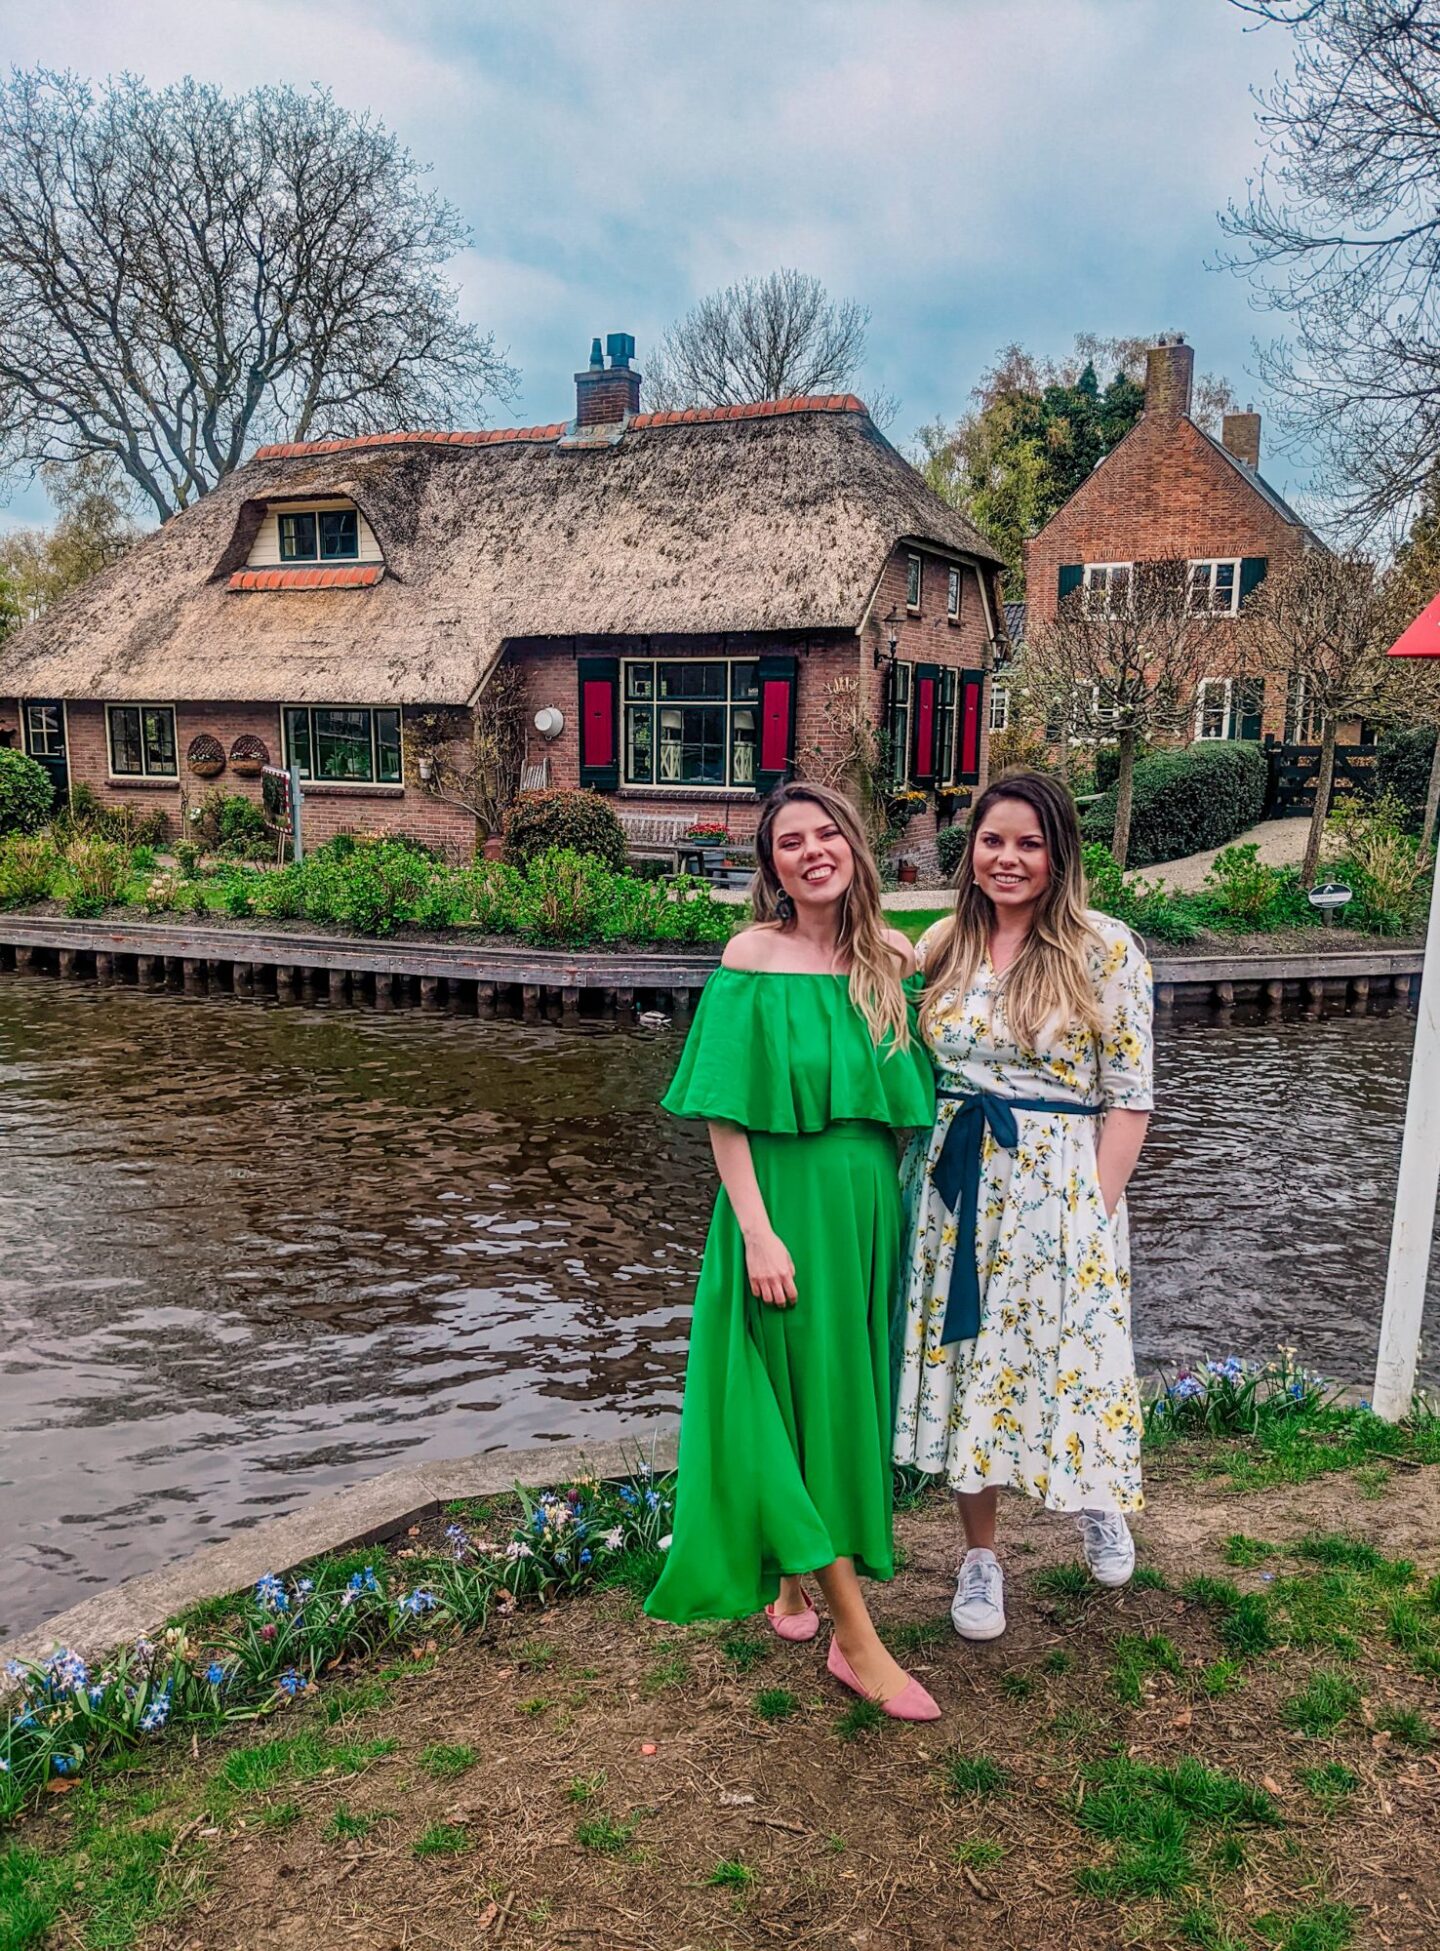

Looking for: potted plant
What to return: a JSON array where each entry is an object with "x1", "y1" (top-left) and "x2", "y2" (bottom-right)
[
  {"x1": 896, "y1": 856, "x2": 919, "y2": 886},
  {"x1": 682, "y1": 820, "x2": 728, "y2": 845}
]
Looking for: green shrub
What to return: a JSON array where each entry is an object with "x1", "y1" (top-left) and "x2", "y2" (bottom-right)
[
  {"x1": 0, "y1": 748, "x2": 53, "y2": 836},
  {"x1": 61, "y1": 837, "x2": 130, "y2": 916},
  {"x1": 1327, "y1": 792, "x2": 1431, "y2": 936},
  {"x1": 57, "y1": 784, "x2": 168, "y2": 847},
  {"x1": 191, "y1": 790, "x2": 271, "y2": 860},
  {"x1": 502, "y1": 789, "x2": 627, "y2": 871},
  {"x1": 1081, "y1": 843, "x2": 1203, "y2": 945},
  {"x1": 1095, "y1": 743, "x2": 1154, "y2": 794},
  {"x1": 0, "y1": 833, "x2": 61, "y2": 906},
  {"x1": 1377, "y1": 725, "x2": 1436, "y2": 833},
  {"x1": 1198, "y1": 844, "x2": 1308, "y2": 933},
  {"x1": 1081, "y1": 742, "x2": 1268, "y2": 867},
  {"x1": 936, "y1": 822, "x2": 967, "y2": 879}
]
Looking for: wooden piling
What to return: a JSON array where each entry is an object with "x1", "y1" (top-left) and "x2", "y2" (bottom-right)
[
  {"x1": 58, "y1": 948, "x2": 78, "y2": 981},
  {"x1": 1215, "y1": 980, "x2": 1234, "y2": 1007},
  {"x1": 420, "y1": 975, "x2": 441, "y2": 1011},
  {"x1": 276, "y1": 966, "x2": 298, "y2": 1002},
  {"x1": 233, "y1": 962, "x2": 254, "y2": 999},
  {"x1": 477, "y1": 981, "x2": 496, "y2": 1018}
]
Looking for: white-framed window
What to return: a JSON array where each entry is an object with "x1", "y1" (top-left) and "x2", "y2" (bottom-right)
[
  {"x1": 107, "y1": 704, "x2": 177, "y2": 779},
  {"x1": 621, "y1": 659, "x2": 758, "y2": 789},
  {"x1": 1082, "y1": 562, "x2": 1132, "y2": 616},
  {"x1": 279, "y1": 507, "x2": 359, "y2": 563},
  {"x1": 934, "y1": 668, "x2": 958, "y2": 784},
  {"x1": 1284, "y1": 672, "x2": 1325, "y2": 745},
  {"x1": 989, "y1": 679, "x2": 1011, "y2": 734},
  {"x1": 886, "y1": 660, "x2": 913, "y2": 785},
  {"x1": 947, "y1": 566, "x2": 962, "y2": 620},
  {"x1": 23, "y1": 701, "x2": 66, "y2": 759},
  {"x1": 1189, "y1": 558, "x2": 1241, "y2": 615},
  {"x1": 283, "y1": 706, "x2": 402, "y2": 784},
  {"x1": 1045, "y1": 681, "x2": 1117, "y2": 743},
  {"x1": 906, "y1": 553, "x2": 922, "y2": 610},
  {"x1": 1196, "y1": 677, "x2": 1233, "y2": 741}
]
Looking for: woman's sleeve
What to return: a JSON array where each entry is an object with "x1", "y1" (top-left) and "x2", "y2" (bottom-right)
[
  {"x1": 1095, "y1": 925, "x2": 1154, "y2": 1111},
  {"x1": 912, "y1": 922, "x2": 941, "y2": 974}
]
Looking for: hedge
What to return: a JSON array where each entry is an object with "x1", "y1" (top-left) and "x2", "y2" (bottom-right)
[
  {"x1": 0, "y1": 747, "x2": 53, "y2": 837},
  {"x1": 502, "y1": 788, "x2": 627, "y2": 870},
  {"x1": 1377, "y1": 726, "x2": 1437, "y2": 833},
  {"x1": 1080, "y1": 741, "x2": 1269, "y2": 867}
]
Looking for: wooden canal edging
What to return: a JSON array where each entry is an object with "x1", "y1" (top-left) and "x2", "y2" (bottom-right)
[{"x1": 0, "y1": 914, "x2": 1424, "y2": 1018}]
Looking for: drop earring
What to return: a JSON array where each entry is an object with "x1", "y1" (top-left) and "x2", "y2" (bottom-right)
[{"x1": 776, "y1": 891, "x2": 796, "y2": 922}]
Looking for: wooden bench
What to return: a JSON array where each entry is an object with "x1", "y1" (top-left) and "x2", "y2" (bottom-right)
[{"x1": 617, "y1": 811, "x2": 689, "y2": 872}]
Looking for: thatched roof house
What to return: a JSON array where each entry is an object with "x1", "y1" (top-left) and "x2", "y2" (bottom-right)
[{"x1": 0, "y1": 341, "x2": 1006, "y2": 857}]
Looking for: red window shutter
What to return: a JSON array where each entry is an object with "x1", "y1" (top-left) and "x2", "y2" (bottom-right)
[
  {"x1": 957, "y1": 669, "x2": 985, "y2": 785},
  {"x1": 756, "y1": 655, "x2": 796, "y2": 795},
  {"x1": 578, "y1": 656, "x2": 619, "y2": 790},
  {"x1": 911, "y1": 663, "x2": 939, "y2": 784}
]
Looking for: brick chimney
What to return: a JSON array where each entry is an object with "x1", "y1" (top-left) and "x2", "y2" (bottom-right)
[
  {"x1": 574, "y1": 332, "x2": 642, "y2": 429},
  {"x1": 1221, "y1": 404, "x2": 1261, "y2": 470},
  {"x1": 1143, "y1": 334, "x2": 1194, "y2": 419}
]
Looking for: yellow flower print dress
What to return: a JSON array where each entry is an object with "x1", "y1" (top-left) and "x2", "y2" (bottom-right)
[{"x1": 892, "y1": 912, "x2": 1154, "y2": 1513}]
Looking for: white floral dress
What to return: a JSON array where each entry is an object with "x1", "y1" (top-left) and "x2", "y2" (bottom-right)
[{"x1": 892, "y1": 912, "x2": 1154, "y2": 1513}]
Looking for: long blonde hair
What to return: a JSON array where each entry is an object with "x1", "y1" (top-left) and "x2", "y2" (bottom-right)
[
  {"x1": 920, "y1": 771, "x2": 1102, "y2": 1051},
  {"x1": 752, "y1": 781, "x2": 910, "y2": 1051}
]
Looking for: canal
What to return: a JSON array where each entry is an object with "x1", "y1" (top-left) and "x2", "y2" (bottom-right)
[{"x1": 1, "y1": 975, "x2": 1435, "y2": 1640}]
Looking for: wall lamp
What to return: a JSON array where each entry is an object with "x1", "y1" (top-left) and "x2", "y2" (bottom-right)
[{"x1": 873, "y1": 607, "x2": 902, "y2": 671}]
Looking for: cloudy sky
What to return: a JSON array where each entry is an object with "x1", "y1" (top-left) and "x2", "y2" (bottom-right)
[{"x1": 0, "y1": 0, "x2": 1301, "y2": 527}]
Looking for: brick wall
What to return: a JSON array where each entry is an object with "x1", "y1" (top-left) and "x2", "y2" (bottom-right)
[
  {"x1": 29, "y1": 699, "x2": 478, "y2": 856},
  {"x1": 1025, "y1": 411, "x2": 1311, "y2": 742}
]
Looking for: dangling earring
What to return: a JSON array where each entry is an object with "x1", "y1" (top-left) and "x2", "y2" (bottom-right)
[{"x1": 776, "y1": 891, "x2": 796, "y2": 922}]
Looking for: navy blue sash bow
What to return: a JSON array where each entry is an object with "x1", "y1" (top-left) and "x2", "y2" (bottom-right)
[{"x1": 931, "y1": 1088, "x2": 1102, "y2": 1346}]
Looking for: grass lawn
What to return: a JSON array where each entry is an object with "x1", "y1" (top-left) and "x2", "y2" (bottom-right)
[
  {"x1": 886, "y1": 904, "x2": 950, "y2": 943},
  {"x1": 5, "y1": 1403, "x2": 1440, "y2": 1951}
]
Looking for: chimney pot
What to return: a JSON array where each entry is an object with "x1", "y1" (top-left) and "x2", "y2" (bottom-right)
[
  {"x1": 575, "y1": 331, "x2": 642, "y2": 428},
  {"x1": 1144, "y1": 336, "x2": 1195, "y2": 419}
]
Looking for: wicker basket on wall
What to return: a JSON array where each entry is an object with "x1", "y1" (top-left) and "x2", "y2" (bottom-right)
[
  {"x1": 186, "y1": 733, "x2": 225, "y2": 779},
  {"x1": 229, "y1": 734, "x2": 270, "y2": 778}
]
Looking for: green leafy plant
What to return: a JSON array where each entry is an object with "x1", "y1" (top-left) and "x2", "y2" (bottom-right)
[
  {"x1": 1326, "y1": 791, "x2": 1430, "y2": 935},
  {"x1": 0, "y1": 747, "x2": 54, "y2": 836},
  {"x1": 1081, "y1": 741, "x2": 1269, "y2": 867},
  {"x1": 502, "y1": 788, "x2": 627, "y2": 871},
  {"x1": 60, "y1": 836, "x2": 130, "y2": 915},
  {"x1": 0, "y1": 833, "x2": 61, "y2": 906}
]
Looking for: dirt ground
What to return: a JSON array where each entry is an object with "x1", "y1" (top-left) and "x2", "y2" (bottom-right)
[{"x1": 26, "y1": 1450, "x2": 1433, "y2": 1951}]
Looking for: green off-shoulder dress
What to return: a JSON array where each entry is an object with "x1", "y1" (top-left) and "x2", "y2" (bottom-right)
[{"x1": 644, "y1": 970, "x2": 935, "y2": 1624}]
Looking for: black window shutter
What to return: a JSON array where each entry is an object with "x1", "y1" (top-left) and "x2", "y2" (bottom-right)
[
  {"x1": 1239, "y1": 557, "x2": 1269, "y2": 607},
  {"x1": 756, "y1": 654, "x2": 797, "y2": 797},
  {"x1": 956, "y1": 669, "x2": 986, "y2": 785},
  {"x1": 577, "y1": 656, "x2": 620, "y2": 792},
  {"x1": 1058, "y1": 564, "x2": 1083, "y2": 601},
  {"x1": 910, "y1": 663, "x2": 940, "y2": 785}
]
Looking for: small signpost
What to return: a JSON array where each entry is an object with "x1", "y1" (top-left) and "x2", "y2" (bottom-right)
[
  {"x1": 261, "y1": 763, "x2": 304, "y2": 864},
  {"x1": 1372, "y1": 590, "x2": 1440, "y2": 1419}
]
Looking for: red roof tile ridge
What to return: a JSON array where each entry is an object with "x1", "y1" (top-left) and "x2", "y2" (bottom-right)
[{"x1": 227, "y1": 564, "x2": 384, "y2": 592}]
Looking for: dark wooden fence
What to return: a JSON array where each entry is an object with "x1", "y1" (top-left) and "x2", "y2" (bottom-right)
[{"x1": 1264, "y1": 740, "x2": 1379, "y2": 817}]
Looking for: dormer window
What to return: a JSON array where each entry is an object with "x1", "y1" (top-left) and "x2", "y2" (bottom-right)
[{"x1": 280, "y1": 508, "x2": 359, "y2": 562}]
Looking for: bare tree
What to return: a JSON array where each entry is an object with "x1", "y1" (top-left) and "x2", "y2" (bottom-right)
[
  {"x1": 1221, "y1": 1, "x2": 1440, "y2": 535},
  {"x1": 1024, "y1": 559, "x2": 1215, "y2": 867},
  {"x1": 1238, "y1": 549, "x2": 1393, "y2": 882},
  {"x1": 0, "y1": 70, "x2": 517, "y2": 521},
  {"x1": 646, "y1": 270, "x2": 874, "y2": 413}
]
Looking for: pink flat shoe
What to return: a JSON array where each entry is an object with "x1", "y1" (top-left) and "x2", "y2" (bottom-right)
[
  {"x1": 765, "y1": 1585, "x2": 820, "y2": 1643},
  {"x1": 827, "y1": 1637, "x2": 941, "y2": 1722}
]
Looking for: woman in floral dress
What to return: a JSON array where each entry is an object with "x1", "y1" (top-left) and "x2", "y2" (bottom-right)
[{"x1": 892, "y1": 771, "x2": 1154, "y2": 1640}]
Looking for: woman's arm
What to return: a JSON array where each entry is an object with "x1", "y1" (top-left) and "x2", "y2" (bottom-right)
[
  {"x1": 1096, "y1": 1109, "x2": 1150, "y2": 1218},
  {"x1": 708, "y1": 1120, "x2": 798, "y2": 1307}
]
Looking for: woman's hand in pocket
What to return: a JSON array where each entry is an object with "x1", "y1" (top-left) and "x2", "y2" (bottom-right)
[{"x1": 744, "y1": 1226, "x2": 798, "y2": 1308}]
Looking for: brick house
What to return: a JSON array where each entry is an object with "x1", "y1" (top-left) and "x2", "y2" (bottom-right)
[
  {"x1": 0, "y1": 336, "x2": 1006, "y2": 864},
  {"x1": 1020, "y1": 335, "x2": 1328, "y2": 750}
]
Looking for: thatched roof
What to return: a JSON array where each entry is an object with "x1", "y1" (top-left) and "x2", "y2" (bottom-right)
[{"x1": 0, "y1": 399, "x2": 1001, "y2": 707}]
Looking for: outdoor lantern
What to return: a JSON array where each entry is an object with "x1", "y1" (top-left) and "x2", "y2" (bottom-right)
[{"x1": 874, "y1": 607, "x2": 902, "y2": 671}]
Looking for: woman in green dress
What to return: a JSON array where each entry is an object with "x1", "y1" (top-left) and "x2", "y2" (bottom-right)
[{"x1": 645, "y1": 783, "x2": 939, "y2": 1720}]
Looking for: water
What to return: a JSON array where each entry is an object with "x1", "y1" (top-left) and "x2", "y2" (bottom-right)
[{"x1": 1, "y1": 977, "x2": 1434, "y2": 1640}]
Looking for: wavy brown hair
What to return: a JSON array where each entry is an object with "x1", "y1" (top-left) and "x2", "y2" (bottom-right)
[
  {"x1": 752, "y1": 781, "x2": 910, "y2": 1051},
  {"x1": 920, "y1": 770, "x2": 1102, "y2": 1050}
]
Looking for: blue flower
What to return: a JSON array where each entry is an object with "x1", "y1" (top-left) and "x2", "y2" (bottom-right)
[
  {"x1": 87, "y1": 1685, "x2": 106, "y2": 1707},
  {"x1": 1289, "y1": 1381, "x2": 1306, "y2": 1400},
  {"x1": 347, "y1": 1566, "x2": 381, "y2": 1596},
  {"x1": 617, "y1": 1486, "x2": 638, "y2": 1507},
  {"x1": 295, "y1": 1579, "x2": 314, "y2": 1599},
  {"x1": 400, "y1": 1589, "x2": 438, "y2": 1616},
  {"x1": 254, "y1": 1574, "x2": 289, "y2": 1611},
  {"x1": 52, "y1": 1754, "x2": 76, "y2": 1776},
  {"x1": 277, "y1": 1669, "x2": 305, "y2": 1697},
  {"x1": 643, "y1": 1489, "x2": 661, "y2": 1511},
  {"x1": 203, "y1": 1662, "x2": 228, "y2": 1687},
  {"x1": 45, "y1": 1648, "x2": 89, "y2": 1694},
  {"x1": 579, "y1": 1549, "x2": 592, "y2": 1567},
  {"x1": 1169, "y1": 1375, "x2": 1204, "y2": 1401},
  {"x1": 0, "y1": 1758, "x2": 8, "y2": 1772},
  {"x1": 139, "y1": 1690, "x2": 171, "y2": 1733}
]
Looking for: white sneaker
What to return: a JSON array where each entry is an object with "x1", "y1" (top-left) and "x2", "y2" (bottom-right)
[
  {"x1": 1078, "y1": 1510, "x2": 1135, "y2": 1588},
  {"x1": 951, "y1": 1548, "x2": 1006, "y2": 1640}
]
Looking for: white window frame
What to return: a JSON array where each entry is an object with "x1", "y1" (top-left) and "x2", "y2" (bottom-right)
[
  {"x1": 619, "y1": 656, "x2": 759, "y2": 791},
  {"x1": 906, "y1": 552, "x2": 922, "y2": 611},
  {"x1": 1195, "y1": 676, "x2": 1234, "y2": 741},
  {"x1": 1284, "y1": 673, "x2": 1325, "y2": 745},
  {"x1": 1082, "y1": 562, "x2": 1133, "y2": 617},
  {"x1": 282, "y1": 705, "x2": 404, "y2": 788},
  {"x1": 886, "y1": 660, "x2": 914, "y2": 786},
  {"x1": 1189, "y1": 558, "x2": 1242, "y2": 617},
  {"x1": 21, "y1": 698, "x2": 68, "y2": 762},
  {"x1": 106, "y1": 702, "x2": 178, "y2": 781},
  {"x1": 988, "y1": 679, "x2": 1011, "y2": 734},
  {"x1": 947, "y1": 565, "x2": 961, "y2": 620}
]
